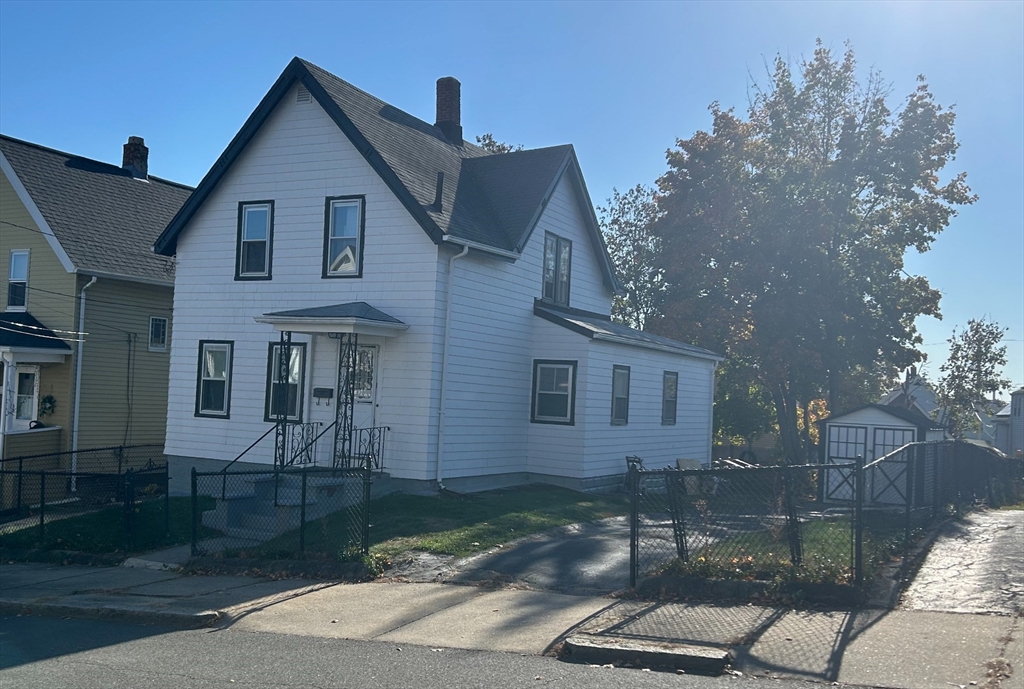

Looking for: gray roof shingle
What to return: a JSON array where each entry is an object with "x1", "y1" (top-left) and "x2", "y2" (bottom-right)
[
  {"x1": 155, "y1": 58, "x2": 619, "y2": 290},
  {"x1": 0, "y1": 135, "x2": 192, "y2": 284}
]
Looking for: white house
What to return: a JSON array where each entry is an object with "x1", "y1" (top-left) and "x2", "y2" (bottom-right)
[{"x1": 154, "y1": 58, "x2": 721, "y2": 494}]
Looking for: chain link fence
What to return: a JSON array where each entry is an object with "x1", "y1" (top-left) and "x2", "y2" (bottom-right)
[
  {"x1": 628, "y1": 440, "x2": 1023, "y2": 590},
  {"x1": 191, "y1": 465, "x2": 371, "y2": 560},
  {"x1": 0, "y1": 464, "x2": 170, "y2": 552}
]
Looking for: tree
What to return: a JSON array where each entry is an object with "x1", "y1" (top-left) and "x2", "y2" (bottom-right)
[
  {"x1": 597, "y1": 185, "x2": 665, "y2": 329},
  {"x1": 652, "y1": 41, "x2": 975, "y2": 463},
  {"x1": 475, "y1": 133, "x2": 523, "y2": 154},
  {"x1": 935, "y1": 317, "x2": 1010, "y2": 438}
]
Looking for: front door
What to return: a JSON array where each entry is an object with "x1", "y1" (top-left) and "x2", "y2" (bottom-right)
[{"x1": 352, "y1": 344, "x2": 378, "y2": 429}]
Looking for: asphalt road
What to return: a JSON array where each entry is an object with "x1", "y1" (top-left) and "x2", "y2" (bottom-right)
[{"x1": 0, "y1": 615, "x2": 731, "y2": 689}]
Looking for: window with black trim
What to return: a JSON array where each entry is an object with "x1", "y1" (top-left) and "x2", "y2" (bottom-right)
[
  {"x1": 195, "y1": 341, "x2": 233, "y2": 417},
  {"x1": 264, "y1": 342, "x2": 306, "y2": 422},
  {"x1": 7, "y1": 250, "x2": 28, "y2": 309},
  {"x1": 542, "y1": 233, "x2": 571, "y2": 306},
  {"x1": 149, "y1": 317, "x2": 168, "y2": 352},
  {"x1": 531, "y1": 360, "x2": 576, "y2": 425},
  {"x1": 235, "y1": 201, "x2": 273, "y2": 279},
  {"x1": 611, "y1": 365, "x2": 630, "y2": 425},
  {"x1": 662, "y1": 371, "x2": 678, "y2": 425},
  {"x1": 323, "y1": 196, "x2": 364, "y2": 278}
]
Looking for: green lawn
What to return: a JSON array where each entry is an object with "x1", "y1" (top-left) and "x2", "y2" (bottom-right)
[
  {"x1": 224, "y1": 484, "x2": 629, "y2": 561},
  {"x1": 657, "y1": 517, "x2": 907, "y2": 585},
  {"x1": 0, "y1": 496, "x2": 214, "y2": 554}
]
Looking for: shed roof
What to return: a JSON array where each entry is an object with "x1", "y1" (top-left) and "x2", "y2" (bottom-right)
[
  {"x1": 824, "y1": 403, "x2": 945, "y2": 430},
  {"x1": 0, "y1": 311, "x2": 73, "y2": 351}
]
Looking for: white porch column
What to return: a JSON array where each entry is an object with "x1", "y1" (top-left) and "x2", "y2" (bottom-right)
[{"x1": 0, "y1": 352, "x2": 14, "y2": 459}]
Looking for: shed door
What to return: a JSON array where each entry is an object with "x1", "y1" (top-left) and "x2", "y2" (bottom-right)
[
  {"x1": 868, "y1": 427, "x2": 918, "y2": 506},
  {"x1": 825, "y1": 425, "x2": 867, "y2": 502}
]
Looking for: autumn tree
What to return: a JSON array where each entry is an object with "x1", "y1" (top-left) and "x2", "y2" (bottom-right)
[
  {"x1": 935, "y1": 317, "x2": 1010, "y2": 437},
  {"x1": 475, "y1": 133, "x2": 523, "y2": 154},
  {"x1": 598, "y1": 185, "x2": 664, "y2": 329},
  {"x1": 652, "y1": 41, "x2": 975, "y2": 463}
]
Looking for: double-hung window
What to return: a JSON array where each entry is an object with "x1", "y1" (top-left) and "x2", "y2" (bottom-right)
[
  {"x1": 195, "y1": 341, "x2": 233, "y2": 417},
  {"x1": 662, "y1": 371, "x2": 678, "y2": 425},
  {"x1": 542, "y1": 233, "x2": 571, "y2": 306},
  {"x1": 149, "y1": 317, "x2": 168, "y2": 352},
  {"x1": 611, "y1": 365, "x2": 630, "y2": 425},
  {"x1": 323, "y1": 196, "x2": 364, "y2": 278},
  {"x1": 7, "y1": 250, "x2": 29, "y2": 309},
  {"x1": 236, "y1": 201, "x2": 273, "y2": 279},
  {"x1": 15, "y1": 367, "x2": 39, "y2": 423},
  {"x1": 264, "y1": 342, "x2": 306, "y2": 422},
  {"x1": 531, "y1": 360, "x2": 576, "y2": 425}
]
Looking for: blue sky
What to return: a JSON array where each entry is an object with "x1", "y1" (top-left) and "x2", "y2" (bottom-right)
[{"x1": 2, "y1": 0, "x2": 1021, "y2": 392}]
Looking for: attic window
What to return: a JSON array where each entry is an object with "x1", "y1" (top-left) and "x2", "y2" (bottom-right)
[{"x1": 296, "y1": 85, "x2": 311, "y2": 104}]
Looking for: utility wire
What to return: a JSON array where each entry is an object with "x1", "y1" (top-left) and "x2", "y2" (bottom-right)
[{"x1": 0, "y1": 324, "x2": 83, "y2": 343}]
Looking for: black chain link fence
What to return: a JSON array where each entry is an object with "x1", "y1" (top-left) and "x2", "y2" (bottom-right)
[
  {"x1": 0, "y1": 461, "x2": 171, "y2": 553},
  {"x1": 628, "y1": 440, "x2": 1023, "y2": 590},
  {"x1": 191, "y1": 465, "x2": 371, "y2": 561}
]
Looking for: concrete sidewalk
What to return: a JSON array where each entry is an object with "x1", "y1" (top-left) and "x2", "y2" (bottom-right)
[{"x1": 1, "y1": 561, "x2": 1019, "y2": 688}]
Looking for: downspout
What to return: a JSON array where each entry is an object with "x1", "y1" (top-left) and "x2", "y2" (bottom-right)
[
  {"x1": 71, "y1": 276, "x2": 97, "y2": 484},
  {"x1": 435, "y1": 244, "x2": 469, "y2": 490}
]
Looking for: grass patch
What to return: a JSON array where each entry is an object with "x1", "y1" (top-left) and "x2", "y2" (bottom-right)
[
  {"x1": 0, "y1": 496, "x2": 215, "y2": 554},
  {"x1": 224, "y1": 484, "x2": 628, "y2": 561},
  {"x1": 656, "y1": 517, "x2": 909, "y2": 585}
]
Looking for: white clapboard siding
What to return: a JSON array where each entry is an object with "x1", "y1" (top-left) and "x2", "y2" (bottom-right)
[
  {"x1": 579, "y1": 341, "x2": 716, "y2": 479},
  {"x1": 437, "y1": 170, "x2": 615, "y2": 480},
  {"x1": 166, "y1": 84, "x2": 442, "y2": 479}
]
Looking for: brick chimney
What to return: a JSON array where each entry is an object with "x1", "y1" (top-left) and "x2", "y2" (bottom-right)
[
  {"x1": 435, "y1": 77, "x2": 462, "y2": 145},
  {"x1": 122, "y1": 136, "x2": 149, "y2": 179}
]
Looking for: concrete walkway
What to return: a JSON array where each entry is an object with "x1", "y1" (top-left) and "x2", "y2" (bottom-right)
[{"x1": 1, "y1": 559, "x2": 1020, "y2": 688}]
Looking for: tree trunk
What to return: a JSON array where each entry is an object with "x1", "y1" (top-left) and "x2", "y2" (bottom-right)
[{"x1": 772, "y1": 384, "x2": 805, "y2": 465}]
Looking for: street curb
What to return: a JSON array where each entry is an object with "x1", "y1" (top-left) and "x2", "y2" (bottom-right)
[
  {"x1": 0, "y1": 599, "x2": 222, "y2": 629},
  {"x1": 560, "y1": 634, "x2": 732, "y2": 675}
]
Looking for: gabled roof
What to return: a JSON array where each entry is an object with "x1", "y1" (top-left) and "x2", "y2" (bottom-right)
[
  {"x1": 0, "y1": 311, "x2": 73, "y2": 351},
  {"x1": 0, "y1": 135, "x2": 192, "y2": 285},
  {"x1": 152, "y1": 58, "x2": 619, "y2": 292},
  {"x1": 534, "y1": 301, "x2": 723, "y2": 361},
  {"x1": 824, "y1": 403, "x2": 945, "y2": 430}
]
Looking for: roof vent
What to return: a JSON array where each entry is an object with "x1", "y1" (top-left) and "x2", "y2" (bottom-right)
[
  {"x1": 435, "y1": 77, "x2": 462, "y2": 146},
  {"x1": 296, "y1": 85, "x2": 311, "y2": 103}
]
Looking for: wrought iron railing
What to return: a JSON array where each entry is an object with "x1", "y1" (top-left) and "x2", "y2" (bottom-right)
[{"x1": 336, "y1": 426, "x2": 388, "y2": 471}]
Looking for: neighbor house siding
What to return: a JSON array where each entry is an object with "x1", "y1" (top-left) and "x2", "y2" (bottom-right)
[
  {"x1": 437, "y1": 171, "x2": 615, "y2": 481},
  {"x1": 76, "y1": 276, "x2": 172, "y2": 449},
  {"x1": 1, "y1": 170, "x2": 77, "y2": 451},
  {"x1": 165, "y1": 83, "x2": 443, "y2": 479}
]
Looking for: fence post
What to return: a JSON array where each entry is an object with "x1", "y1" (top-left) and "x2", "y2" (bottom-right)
[
  {"x1": 854, "y1": 455, "x2": 865, "y2": 586},
  {"x1": 38, "y1": 472, "x2": 46, "y2": 543},
  {"x1": 164, "y1": 467, "x2": 171, "y2": 539},
  {"x1": 16, "y1": 458, "x2": 23, "y2": 515},
  {"x1": 903, "y1": 447, "x2": 914, "y2": 580},
  {"x1": 299, "y1": 467, "x2": 308, "y2": 554},
  {"x1": 124, "y1": 469, "x2": 135, "y2": 551},
  {"x1": 362, "y1": 460, "x2": 372, "y2": 555},
  {"x1": 627, "y1": 459, "x2": 640, "y2": 589},
  {"x1": 190, "y1": 468, "x2": 198, "y2": 557}
]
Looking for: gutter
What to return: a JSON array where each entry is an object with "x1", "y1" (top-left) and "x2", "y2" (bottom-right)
[
  {"x1": 71, "y1": 276, "x2": 97, "y2": 485},
  {"x1": 442, "y1": 235, "x2": 519, "y2": 260},
  {"x1": 435, "y1": 243, "x2": 469, "y2": 490}
]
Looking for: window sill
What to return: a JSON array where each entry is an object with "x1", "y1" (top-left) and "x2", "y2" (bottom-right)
[{"x1": 4, "y1": 424, "x2": 62, "y2": 435}]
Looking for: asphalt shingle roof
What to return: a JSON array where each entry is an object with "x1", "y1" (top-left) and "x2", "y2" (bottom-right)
[
  {"x1": 155, "y1": 58, "x2": 619, "y2": 291},
  {"x1": 534, "y1": 302, "x2": 723, "y2": 360},
  {"x1": 0, "y1": 135, "x2": 192, "y2": 283},
  {"x1": 262, "y1": 302, "x2": 404, "y2": 324},
  {"x1": 824, "y1": 403, "x2": 946, "y2": 430},
  {"x1": 0, "y1": 311, "x2": 73, "y2": 351}
]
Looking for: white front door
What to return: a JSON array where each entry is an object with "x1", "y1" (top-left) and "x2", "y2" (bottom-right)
[{"x1": 352, "y1": 344, "x2": 378, "y2": 429}]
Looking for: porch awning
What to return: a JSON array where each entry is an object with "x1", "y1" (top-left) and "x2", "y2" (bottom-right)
[
  {"x1": 254, "y1": 302, "x2": 409, "y2": 337},
  {"x1": 0, "y1": 312, "x2": 72, "y2": 361}
]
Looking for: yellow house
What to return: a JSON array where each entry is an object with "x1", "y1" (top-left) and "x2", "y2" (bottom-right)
[{"x1": 0, "y1": 135, "x2": 191, "y2": 461}]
